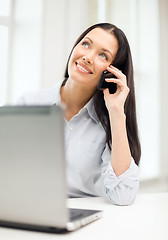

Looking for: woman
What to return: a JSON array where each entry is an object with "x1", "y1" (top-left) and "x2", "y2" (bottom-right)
[{"x1": 19, "y1": 23, "x2": 141, "y2": 205}]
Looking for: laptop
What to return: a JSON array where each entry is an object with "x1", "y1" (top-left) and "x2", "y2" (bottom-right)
[{"x1": 0, "y1": 105, "x2": 102, "y2": 233}]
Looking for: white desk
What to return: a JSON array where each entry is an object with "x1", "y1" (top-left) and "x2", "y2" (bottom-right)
[{"x1": 0, "y1": 192, "x2": 168, "y2": 240}]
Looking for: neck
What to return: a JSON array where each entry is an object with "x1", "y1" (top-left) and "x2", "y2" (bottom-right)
[{"x1": 60, "y1": 78, "x2": 96, "y2": 119}]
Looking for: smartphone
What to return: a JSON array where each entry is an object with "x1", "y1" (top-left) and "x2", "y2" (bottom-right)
[{"x1": 97, "y1": 70, "x2": 117, "y2": 94}]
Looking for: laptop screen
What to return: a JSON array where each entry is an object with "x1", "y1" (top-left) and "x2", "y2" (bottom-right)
[{"x1": 0, "y1": 105, "x2": 68, "y2": 228}]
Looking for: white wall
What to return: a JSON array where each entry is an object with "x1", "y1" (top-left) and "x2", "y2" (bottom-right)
[
  {"x1": 159, "y1": 0, "x2": 168, "y2": 181},
  {"x1": 41, "y1": 0, "x2": 89, "y2": 89}
]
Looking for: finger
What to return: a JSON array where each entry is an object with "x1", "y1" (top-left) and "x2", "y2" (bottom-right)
[
  {"x1": 106, "y1": 79, "x2": 129, "y2": 93},
  {"x1": 103, "y1": 88, "x2": 110, "y2": 96},
  {"x1": 108, "y1": 65, "x2": 123, "y2": 74},
  {"x1": 105, "y1": 78, "x2": 126, "y2": 88},
  {"x1": 107, "y1": 66, "x2": 126, "y2": 80}
]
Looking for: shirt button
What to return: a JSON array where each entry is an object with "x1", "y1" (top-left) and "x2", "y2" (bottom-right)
[
  {"x1": 84, "y1": 117, "x2": 88, "y2": 121},
  {"x1": 69, "y1": 126, "x2": 72, "y2": 131}
]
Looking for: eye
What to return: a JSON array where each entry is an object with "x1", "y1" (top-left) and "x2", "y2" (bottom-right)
[
  {"x1": 100, "y1": 53, "x2": 108, "y2": 60},
  {"x1": 82, "y1": 41, "x2": 89, "y2": 48}
]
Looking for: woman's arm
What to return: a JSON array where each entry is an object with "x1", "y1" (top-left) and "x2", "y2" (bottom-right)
[
  {"x1": 103, "y1": 65, "x2": 132, "y2": 176},
  {"x1": 109, "y1": 109, "x2": 131, "y2": 176}
]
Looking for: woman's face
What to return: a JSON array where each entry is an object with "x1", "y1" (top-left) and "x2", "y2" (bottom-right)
[{"x1": 68, "y1": 27, "x2": 119, "y2": 89}]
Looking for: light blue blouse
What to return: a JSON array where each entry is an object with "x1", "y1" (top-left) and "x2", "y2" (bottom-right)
[{"x1": 18, "y1": 81, "x2": 139, "y2": 205}]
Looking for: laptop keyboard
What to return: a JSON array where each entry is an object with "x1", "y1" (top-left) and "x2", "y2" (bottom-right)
[
  {"x1": 69, "y1": 208, "x2": 84, "y2": 221},
  {"x1": 69, "y1": 208, "x2": 100, "y2": 222}
]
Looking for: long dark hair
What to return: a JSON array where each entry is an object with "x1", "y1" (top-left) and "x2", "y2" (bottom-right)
[{"x1": 62, "y1": 23, "x2": 141, "y2": 166}]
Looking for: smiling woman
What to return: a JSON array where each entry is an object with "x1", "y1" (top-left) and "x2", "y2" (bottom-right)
[
  {"x1": 18, "y1": 23, "x2": 141, "y2": 206},
  {"x1": 67, "y1": 28, "x2": 118, "y2": 91}
]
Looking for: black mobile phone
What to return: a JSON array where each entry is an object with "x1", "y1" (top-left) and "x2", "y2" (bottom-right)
[{"x1": 97, "y1": 70, "x2": 117, "y2": 94}]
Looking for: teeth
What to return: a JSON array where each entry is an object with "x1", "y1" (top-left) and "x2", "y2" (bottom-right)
[{"x1": 77, "y1": 63, "x2": 89, "y2": 73}]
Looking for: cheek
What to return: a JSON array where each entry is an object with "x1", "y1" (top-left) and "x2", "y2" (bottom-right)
[
  {"x1": 94, "y1": 61, "x2": 111, "y2": 85},
  {"x1": 68, "y1": 49, "x2": 78, "y2": 73},
  {"x1": 95, "y1": 60, "x2": 109, "y2": 76},
  {"x1": 71, "y1": 45, "x2": 83, "y2": 60},
  {"x1": 69, "y1": 50, "x2": 77, "y2": 64},
  {"x1": 68, "y1": 46, "x2": 82, "y2": 71}
]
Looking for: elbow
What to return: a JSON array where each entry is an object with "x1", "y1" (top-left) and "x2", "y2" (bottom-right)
[
  {"x1": 105, "y1": 182, "x2": 139, "y2": 206},
  {"x1": 112, "y1": 193, "x2": 136, "y2": 206}
]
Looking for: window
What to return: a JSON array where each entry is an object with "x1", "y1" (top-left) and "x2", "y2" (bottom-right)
[
  {"x1": 1, "y1": 0, "x2": 43, "y2": 105},
  {"x1": 0, "y1": 0, "x2": 11, "y2": 106}
]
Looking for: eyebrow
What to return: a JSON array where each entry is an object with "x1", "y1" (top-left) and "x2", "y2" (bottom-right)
[{"x1": 83, "y1": 37, "x2": 113, "y2": 58}]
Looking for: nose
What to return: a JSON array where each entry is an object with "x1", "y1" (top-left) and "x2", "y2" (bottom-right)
[{"x1": 82, "y1": 55, "x2": 93, "y2": 65}]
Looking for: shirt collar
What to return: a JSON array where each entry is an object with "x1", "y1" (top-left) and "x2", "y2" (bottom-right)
[
  {"x1": 54, "y1": 81, "x2": 63, "y2": 106},
  {"x1": 85, "y1": 97, "x2": 100, "y2": 123}
]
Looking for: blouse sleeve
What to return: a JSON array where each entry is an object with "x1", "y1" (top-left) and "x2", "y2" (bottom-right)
[{"x1": 101, "y1": 143, "x2": 139, "y2": 205}]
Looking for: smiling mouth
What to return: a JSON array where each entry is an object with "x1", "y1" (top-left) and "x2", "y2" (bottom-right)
[{"x1": 75, "y1": 61, "x2": 93, "y2": 74}]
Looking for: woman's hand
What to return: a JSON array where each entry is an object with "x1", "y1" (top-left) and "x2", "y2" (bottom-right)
[{"x1": 103, "y1": 65, "x2": 130, "y2": 114}]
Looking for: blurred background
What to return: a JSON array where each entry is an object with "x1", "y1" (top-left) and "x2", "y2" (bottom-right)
[{"x1": 0, "y1": 0, "x2": 168, "y2": 193}]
